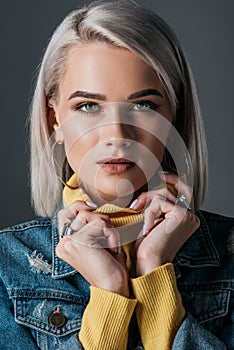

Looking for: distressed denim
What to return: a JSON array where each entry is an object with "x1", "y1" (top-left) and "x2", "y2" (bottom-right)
[{"x1": 0, "y1": 204, "x2": 233, "y2": 349}]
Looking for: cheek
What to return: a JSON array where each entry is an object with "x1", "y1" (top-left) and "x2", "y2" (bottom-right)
[
  {"x1": 140, "y1": 131, "x2": 166, "y2": 162},
  {"x1": 150, "y1": 138, "x2": 165, "y2": 160},
  {"x1": 64, "y1": 136, "x2": 98, "y2": 173},
  {"x1": 141, "y1": 114, "x2": 173, "y2": 163}
]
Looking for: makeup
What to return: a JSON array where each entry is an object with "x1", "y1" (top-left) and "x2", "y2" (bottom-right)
[{"x1": 97, "y1": 158, "x2": 135, "y2": 175}]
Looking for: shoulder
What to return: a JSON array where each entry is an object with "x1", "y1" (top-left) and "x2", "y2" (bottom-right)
[
  {"x1": 177, "y1": 210, "x2": 234, "y2": 335},
  {"x1": 0, "y1": 216, "x2": 55, "y2": 279},
  {"x1": 198, "y1": 209, "x2": 234, "y2": 238},
  {"x1": 197, "y1": 209, "x2": 234, "y2": 258},
  {"x1": 0, "y1": 217, "x2": 53, "y2": 250},
  {"x1": 199, "y1": 209, "x2": 234, "y2": 224},
  {"x1": 0, "y1": 217, "x2": 52, "y2": 234},
  {"x1": 175, "y1": 209, "x2": 234, "y2": 269},
  {"x1": 197, "y1": 209, "x2": 234, "y2": 238},
  {"x1": 0, "y1": 215, "x2": 53, "y2": 237}
]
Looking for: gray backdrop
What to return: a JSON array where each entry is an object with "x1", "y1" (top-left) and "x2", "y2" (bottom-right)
[{"x1": 0, "y1": 0, "x2": 233, "y2": 229}]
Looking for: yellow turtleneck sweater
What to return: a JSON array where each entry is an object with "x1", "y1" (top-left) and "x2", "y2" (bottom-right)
[{"x1": 63, "y1": 174, "x2": 185, "y2": 349}]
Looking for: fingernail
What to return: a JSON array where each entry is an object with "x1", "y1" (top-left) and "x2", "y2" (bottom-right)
[
  {"x1": 129, "y1": 199, "x2": 138, "y2": 209},
  {"x1": 85, "y1": 201, "x2": 98, "y2": 208},
  {"x1": 142, "y1": 223, "x2": 148, "y2": 236}
]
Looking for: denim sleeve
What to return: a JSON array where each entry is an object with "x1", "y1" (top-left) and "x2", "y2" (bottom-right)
[
  {"x1": 172, "y1": 313, "x2": 227, "y2": 350},
  {"x1": 0, "y1": 280, "x2": 40, "y2": 350}
]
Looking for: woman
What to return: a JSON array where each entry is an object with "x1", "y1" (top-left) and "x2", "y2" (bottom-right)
[{"x1": 0, "y1": 1, "x2": 233, "y2": 349}]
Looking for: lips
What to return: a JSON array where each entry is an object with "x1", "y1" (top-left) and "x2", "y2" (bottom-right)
[{"x1": 97, "y1": 158, "x2": 135, "y2": 175}]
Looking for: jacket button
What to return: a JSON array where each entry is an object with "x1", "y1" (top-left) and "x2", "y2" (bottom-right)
[{"x1": 49, "y1": 306, "x2": 66, "y2": 328}]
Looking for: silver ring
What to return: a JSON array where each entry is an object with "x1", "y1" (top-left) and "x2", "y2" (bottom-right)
[
  {"x1": 61, "y1": 222, "x2": 75, "y2": 238},
  {"x1": 175, "y1": 194, "x2": 192, "y2": 211}
]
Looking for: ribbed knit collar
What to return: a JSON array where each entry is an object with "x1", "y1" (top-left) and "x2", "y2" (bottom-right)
[{"x1": 63, "y1": 173, "x2": 144, "y2": 227}]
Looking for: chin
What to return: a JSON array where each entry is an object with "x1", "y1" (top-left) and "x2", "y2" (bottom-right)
[{"x1": 95, "y1": 176, "x2": 144, "y2": 204}]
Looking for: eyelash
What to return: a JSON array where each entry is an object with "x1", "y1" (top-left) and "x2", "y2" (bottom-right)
[
  {"x1": 73, "y1": 100, "x2": 159, "y2": 115},
  {"x1": 131, "y1": 101, "x2": 159, "y2": 111},
  {"x1": 74, "y1": 102, "x2": 103, "y2": 114}
]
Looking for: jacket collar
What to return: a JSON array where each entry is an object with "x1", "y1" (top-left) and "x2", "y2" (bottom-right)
[
  {"x1": 51, "y1": 204, "x2": 221, "y2": 279},
  {"x1": 51, "y1": 203, "x2": 77, "y2": 279},
  {"x1": 175, "y1": 210, "x2": 221, "y2": 268}
]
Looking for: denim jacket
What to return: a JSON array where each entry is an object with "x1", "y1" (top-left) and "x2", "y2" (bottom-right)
[{"x1": 0, "y1": 205, "x2": 233, "y2": 350}]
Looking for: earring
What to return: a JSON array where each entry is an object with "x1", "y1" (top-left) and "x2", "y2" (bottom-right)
[
  {"x1": 51, "y1": 140, "x2": 79, "y2": 190},
  {"x1": 51, "y1": 140, "x2": 67, "y2": 186}
]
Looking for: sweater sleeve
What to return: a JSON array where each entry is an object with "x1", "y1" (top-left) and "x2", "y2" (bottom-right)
[
  {"x1": 78, "y1": 286, "x2": 137, "y2": 350},
  {"x1": 131, "y1": 263, "x2": 185, "y2": 350}
]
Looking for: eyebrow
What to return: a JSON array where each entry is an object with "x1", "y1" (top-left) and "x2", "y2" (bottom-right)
[
  {"x1": 68, "y1": 88, "x2": 163, "y2": 101},
  {"x1": 68, "y1": 91, "x2": 106, "y2": 101},
  {"x1": 127, "y1": 89, "x2": 163, "y2": 99}
]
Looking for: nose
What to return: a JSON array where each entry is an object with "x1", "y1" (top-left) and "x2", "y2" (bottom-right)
[
  {"x1": 102, "y1": 117, "x2": 134, "y2": 148},
  {"x1": 105, "y1": 137, "x2": 133, "y2": 148},
  {"x1": 102, "y1": 119, "x2": 134, "y2": 149},
  {"x1": 100, "y1": 104, "x2": 137, "y2": 148}
]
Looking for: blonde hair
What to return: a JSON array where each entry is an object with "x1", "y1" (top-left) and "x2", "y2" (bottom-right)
[{"x1": 28, "y1": 0, "x2": 208, "y2": 217}]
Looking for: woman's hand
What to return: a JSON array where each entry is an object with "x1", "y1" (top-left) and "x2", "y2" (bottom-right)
[
  {"x1": 56, "y1": 201, "x2": 130, "y2": 297},
  {"x1": 132, "y1": 174, "x2": 200, "y2": 276}
]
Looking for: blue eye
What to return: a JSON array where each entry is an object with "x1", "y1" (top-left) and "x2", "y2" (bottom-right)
[
  {"x1": 131, "y1": 101, "x2": 159, "y2": 111},
  {"x1": 75, "y1": 102, "x2": 102, "y2": 114}
]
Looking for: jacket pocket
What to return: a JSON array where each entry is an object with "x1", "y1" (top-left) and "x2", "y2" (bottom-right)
[
  {"x1": 12, "y1": 289, "x2": 87, "y2": 349},
  {"x1": 180, "y1": 288, "x2": 230, "y2": 334}
]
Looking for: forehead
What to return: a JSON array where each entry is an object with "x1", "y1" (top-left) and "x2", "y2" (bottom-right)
[{"x1": 59, "y1": 43, "x2": 163, "y2": 99}]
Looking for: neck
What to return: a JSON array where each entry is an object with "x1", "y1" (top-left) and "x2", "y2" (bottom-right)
[
  {"x1": 80, "y1": 182, "x2": 135, "y2": 208},
  {"x1": 80, "y1": 174, "x2": 161, "y2": 208}
]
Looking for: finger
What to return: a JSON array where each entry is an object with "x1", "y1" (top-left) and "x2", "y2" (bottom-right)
[
  {"x1": 83, "y1": 217, "x2": 119, "y2": 253},
  {"x1": 129, "y1": 182, "x2": 178, "y2": 212},
  {"x1": 60, "y1": 210, "x2": 110, "y2": 244},
  {"x1": 129, "y1": 192, "x2": 149, "y2": 211},
  {"x1": 58, "y1": 200, "x2": 97, "y2": 232},
  {"x1": 159, "y1": 173, "x2": 194, "y2": 212},
  {"x1": 130, "y1": 188, "x2": 167, "y2": 211},
  {"x1": 153, "y1": 187, "x2": 177, "y2": 204},
  {"x1": 103, "y1": 226, "x2": 120, "y2": 254},
  {"x1": 59, "y1": 208, "x2": 93, "y2": 238},
  {"x1": 165, "y1": 208, "x2": 190, "y2": 233},
  {"x1": 74, "y1": 210, "x2": 110, "y2": 225},
  {"x1": 59, "y1": 200, "x2": 97, "y2": 219},
  {"x1": 69, "y1": 214, "x2": 113, "y2": 249},
  {"x1": 143, "y1": 198, "x2": 175, "y2": 235},
  {"x1": 143, "y1": 207, "x2": 160, "y2": 236},
  {"x1": 67, "y1": 218, "x2": 87, "y2": 234},
  {"x1": 158, "y1": 173, "x2": 192, "y2": 198}
]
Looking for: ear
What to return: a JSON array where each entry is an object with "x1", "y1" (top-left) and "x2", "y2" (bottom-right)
[
  {"x1": 53, "y1": 123, "x2": 64, "y2": 144},
  {"x1": 48, "y1": 107, "x2": 64, "y2": 144}
]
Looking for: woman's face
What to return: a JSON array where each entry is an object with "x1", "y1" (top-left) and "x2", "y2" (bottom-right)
[{"x1": 52, "y1": 43, "x2": 173, "y2": 205}]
